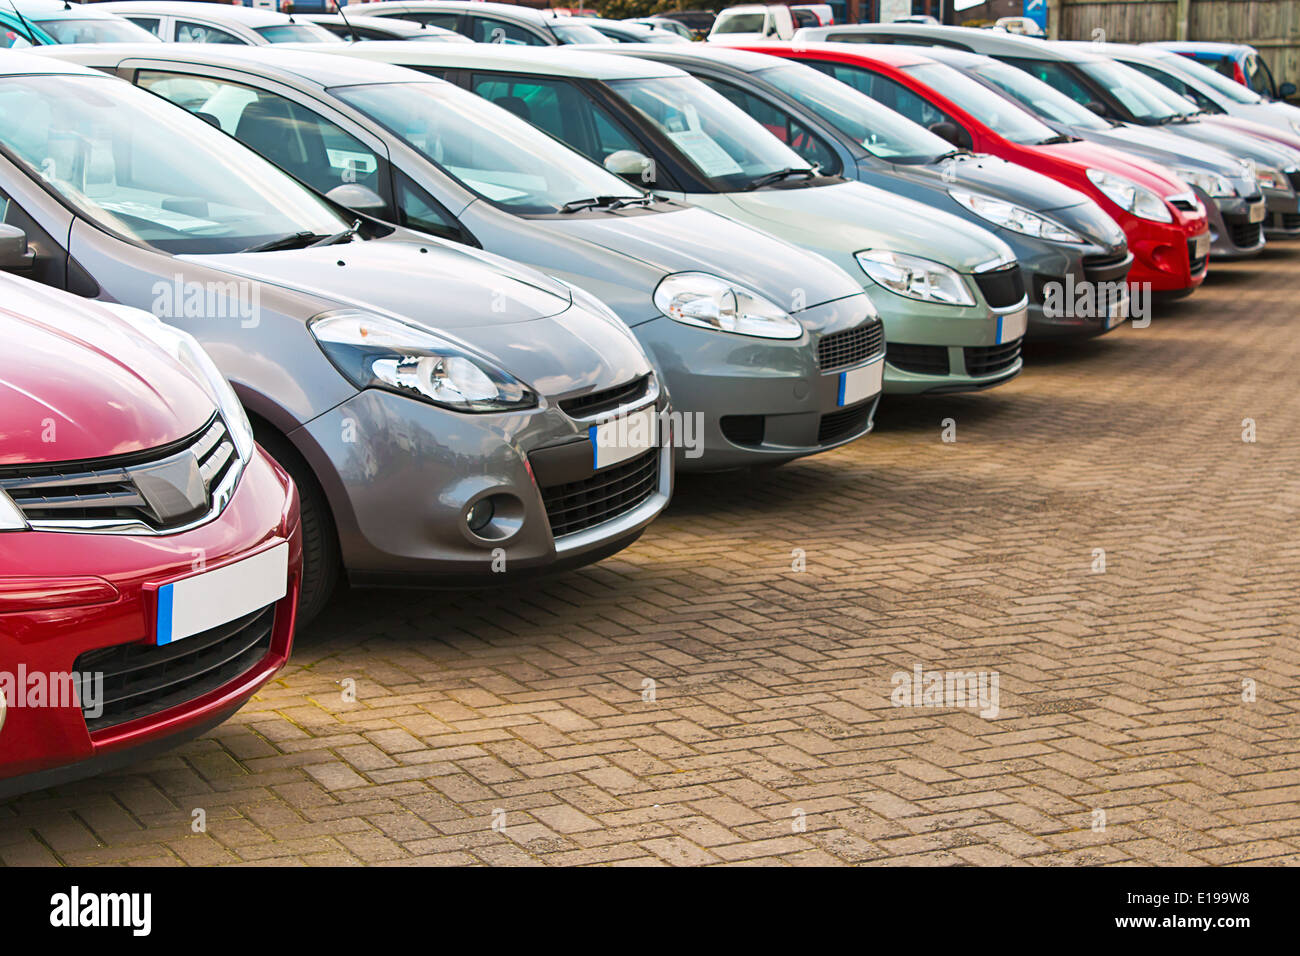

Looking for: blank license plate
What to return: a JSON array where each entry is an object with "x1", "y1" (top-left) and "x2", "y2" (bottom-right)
[
  {"x1": 837, "y1": 359, "x2": 883, "y2": 406},
  {"x1": 156, "y1": 542, "x2": 288, "y2": 645},
  {"x1": 997, "y1": 307, "x2": 1029, "y2": 344},
  {"x1": 590, "y1": 405, "x2": 657, "y2": 470}
]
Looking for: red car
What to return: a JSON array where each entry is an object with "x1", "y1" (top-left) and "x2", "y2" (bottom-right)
[
  {"x1": 0, "y1": 273, "x2": 301, "y2": 798},
  {"x1": 734, "y1": 43, "x2": 1211, "y2": 295}
]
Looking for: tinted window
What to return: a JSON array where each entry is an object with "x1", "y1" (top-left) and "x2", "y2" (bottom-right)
[
  {"x1": 176, "y1": 20, "x2": 243, "y2": 44},
  {"x1": 809, "y1": 61, "x2": 962, "y2": 138},
  {"x1": 394, "y1": 169, "x2": 467, "y2": 243},
  {"x1": 123, "y1": 16, "x2": 162, "y2": 37},
  {"x1": 697, "y1": 76, "x2": 840, "y2": 173},
  {"x1": 471, "y1": 16, "x2": 545, "y2": 45},
  {"x1": 472, "y1": 74, "x2": 642, "y2": 165}
]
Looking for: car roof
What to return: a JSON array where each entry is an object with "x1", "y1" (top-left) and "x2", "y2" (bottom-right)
[
  {"x1": 0, "y1": 47, "x2": 100, "y2": 76},
  {"x1": 1055, "y1": 41, "x2": 1167, "y2": 63},
  {"x1": 774, "y1": 40, "x2": 940, "y2": 67},
  {"x1": 308, "y1": 39, "x2": 684, "y2": 80},
  {"x1": 35, "y1": 41, "x2": 424, "y2": 88},
  {"x1": 1152, "y1": 41, "x2": 1254, "y2": 56},
  {"x1": 795, "y1": 23, "x2": 1085, "y2": 59},
  {"x1": 591, "y1": 43, "x2": 788, "y2": 74},
  {"x1": 361, "y1": 1, "x2": 552, "y2": 23},
  {"x1": 95, "y1": 2, "x2": 299, "y2": 26},
  {"x1": 12, "y1": 0, "x2": 134, "y2": 21}
]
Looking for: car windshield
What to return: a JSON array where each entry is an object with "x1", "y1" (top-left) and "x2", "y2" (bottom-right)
[
  {"x1": 34, "y1": 17, "x2": 158, "y2": 43},
  {"x1": 333, "y1": 81, "x2": 643, "y2": 214},
  {"x1": 253, "y1": 23, "x2": 341, "y2": 43},
  {"x1": 1076, "y1": 59, "x2": 1189, "y2": 122},
  {"x1": 758, "y1": 63, "x2": 953, "y2": 162},
  {"x1": 551, "y1": 22, "x2": 611, "y2": 43},
  {"x1": 607, "y1": 74, "x2": 813, "y2": 189},
  {"x1": 1166, "y1": 54, "x2": 1263, "y2": 104},
  {"x1": 968, "y1": 58, "x2": 1112, "y2": 130},
  {"x1": 0, "y1": 74, "x2": 348, "y2": 254},
  {"x1": 902, "y1": 61, "x2": 1058, "y2": 144}
]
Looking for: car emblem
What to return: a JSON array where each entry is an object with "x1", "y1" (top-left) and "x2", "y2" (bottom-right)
[{"x1": 132, "y1": 450, "x2": 208, "y2": 525}]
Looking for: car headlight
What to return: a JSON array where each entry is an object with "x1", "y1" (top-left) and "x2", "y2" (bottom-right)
[
  {"x1": 652, "y1": 272, "x2": 803, "y2": 339},
  {"x1": 310, "y1": 311, "x2": 536, "y2": 412},
  {"x1": 949, "y1": 190, "x2": 1085, "y2": 243},
  {"x1": 1086, "y1": 168, "x2": 1173, "y2": 223},
  {"x1": 855, "y1": 250, "x2": 975, "y2": 307},
  {"x1": 1172, "y1": 167, "x2": 1236, "y2": 198},
  {"x1": 102, "y1": 303, "x2": 255, "y2": 464},
  {"x1": 1253, "y1": 165, "x2": 1288, "y2": 191}
]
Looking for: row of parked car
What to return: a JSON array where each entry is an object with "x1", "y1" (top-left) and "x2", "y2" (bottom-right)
[{"x1": 2, "y1": 2, "x2": 1298, "y2": 798}]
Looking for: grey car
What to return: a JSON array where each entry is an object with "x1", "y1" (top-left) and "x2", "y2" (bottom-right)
[
  {"x1": 0, "y1": 51, "x2": 671, "y2": 621},
  {"x1": 50, "y1": 44, "x2": 887, "y2": 471},
  {"x1": 913, "y1": 45, "x2": 1270, "y2": 259},
  {"x1": 353, "y1": 1, "x2": 612, "y2": 46},
  {"x1": 593, "y1": 43, "x2": 1134, "y2": 338},
  {"x1": 97, "y1": 1, "x2": 342, "y2": 46}
]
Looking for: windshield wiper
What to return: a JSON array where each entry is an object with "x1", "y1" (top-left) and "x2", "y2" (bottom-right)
[
  {"x1": 240, "y1": 230, "x2": 330, "y2": 253},
  {"x1": 309, "y1": 219, "x2": 363, "y2": 247},
  {"x1": 745, "y1": 167, "x2": 817, "y2": 190},
  {"x1": 1037, "y1": 133, "x2": 1074, "y2": 145},
  {"x1": 560, "y1": 195, "x2": 632, "y2": 213}
]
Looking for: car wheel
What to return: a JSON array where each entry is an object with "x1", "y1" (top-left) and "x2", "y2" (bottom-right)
[{"x1": 251, "y1": 421, "x2": 340, "y2": 627}]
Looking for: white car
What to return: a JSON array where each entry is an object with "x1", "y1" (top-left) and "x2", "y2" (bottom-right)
[
  {"x1": 96, "y1": 1, "x2": 341, "y2": 45},
  {"x1": 707, "y1": 4, "x2": 794, "y2": 42}
]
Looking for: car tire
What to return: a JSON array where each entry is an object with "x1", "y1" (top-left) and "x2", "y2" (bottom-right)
[{"x1": 251, "y1": 421, "x2": 340, "y2": 627}]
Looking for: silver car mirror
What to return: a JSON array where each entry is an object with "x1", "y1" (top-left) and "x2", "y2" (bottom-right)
[
  {"x1": 325, "y1": 183, "x2": 387, "y2": 215},
  {"x1": 604, "y1": 149, "x2": 652, "y2": 181},
  {"x1": 0, "y1": 224, "x2": 33, "y2": 274}
]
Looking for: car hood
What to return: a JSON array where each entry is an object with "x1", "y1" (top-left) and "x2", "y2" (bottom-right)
[
  {"x1": 911, "y1": 151, "x2": 1093, "y2": 213},
  {"x1": 1194, "y1": 115, "x2": 1300, "y2": 162},
  {"x1": 1059, "y1": 121, "x2": 1247, "y2": 175},
  {"x1": 542, "y1": 204, "x2": 862, "y2": 310},
  {"x1": 0, "y1": 285, "x2": 215, "y2": 466},
  {"x1": 1034, "y1": 139, "x2": 1189, "y2": 196},
  {"x1": 715, "y1": 179, "x2": 1013, "y2": 271},
  {"x1": 186, "y1": 237, "x2": 575, "y2": 330}
]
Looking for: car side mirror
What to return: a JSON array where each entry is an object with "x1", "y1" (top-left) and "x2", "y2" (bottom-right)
[
  {"x1": 928, "y1": 121, "x2": 963, "y2": 147},
  {"x1": 324, "y1": 183, "x2": 387, "y2": 215},
  {"x1": 1084, "y1": 101, "x2": 1108, "y2": 117},
  {"x1": 1279, "y1": 81, "x2": 1296, "y2": 99},
  {"x1": 604, "y1": 149, "x2": 652, "y2": 182},
  {"x1": 0, "y1": 224, "x2": 34, "y2": 274}
]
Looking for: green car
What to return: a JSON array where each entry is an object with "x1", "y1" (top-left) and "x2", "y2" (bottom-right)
[{"x1": 326, "y1": 43, "x2": 1031, "y2": 394}]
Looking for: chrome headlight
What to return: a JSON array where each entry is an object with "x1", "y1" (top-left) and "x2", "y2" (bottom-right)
[
  {"x1": 653, "y1": 272, "x2": 803, "y2": 340},
  {"x1": 1253, "y1": 165, "x2": 1289, "y2": 191},
  {"x1": 103, "y1": 304, "x2": 255, "y2": 463},
  {"x1": 949, "y1": 190, "x2": 1085, "y2": 243},
  {"x1": 1086, "y1": 168, "x2": 1173, "y2": 223},
  {"x1": 311, "y1": 311, "x2": 536, "y2": 413},
  {"x1": 1172, "y1": 167, "x2": 1236, "y2": 198},
  {"x1": 855, "y1": 250, "x2": 975, "y2": 307}
]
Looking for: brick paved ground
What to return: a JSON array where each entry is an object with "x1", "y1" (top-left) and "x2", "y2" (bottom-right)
[{"x1": 4, "y1": 246, "x2": 1299, "y2": 866}]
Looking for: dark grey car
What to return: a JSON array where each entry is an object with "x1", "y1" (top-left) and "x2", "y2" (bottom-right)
[{"x1": 0, "y1": 52, "x2": 671, "y2": 621}]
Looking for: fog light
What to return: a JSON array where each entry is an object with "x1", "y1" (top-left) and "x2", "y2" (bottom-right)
[{"x1": 466, "y1": 498, "x2": 495, "y2": 533}]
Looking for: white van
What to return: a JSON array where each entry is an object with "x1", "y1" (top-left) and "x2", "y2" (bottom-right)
[{"x1": 707, "y1": 4, "x2": 795, "y2": 42}]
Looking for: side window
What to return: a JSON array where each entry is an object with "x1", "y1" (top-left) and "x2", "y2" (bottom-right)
[
  {"x1": 815, "y1": 62, "x2": 944, "y2": 127},
  {"x1": 1128, "y1": 62, "x2": 1215, "y2": 112},
  {"x1": 696, "y1": 76, "x2": 839, "y2": 173},
  {"x1": 0, "y1": 23, "x2": 34, "y2": 48},
  {"x1": 136, "y1": 71, "x2": 389, "y2": 206},
  {"x1": 394, "y1": 170, "x2": 469, "y2": 244},
  {"x1": 472, "y1": 74, "x2": 641, "y2": 163},
  {"x1": 471, "y1": 16, "x2": 544, "y2": 45},
  {"x1": 998, "y1": 57, "x2": 1099, "y2": 109},
  {"x1": 124, "y1": 16, "x2": 161, "y2": 37},
  {"x1": 176, "y1": 20, "x2": 244, "y2": 44},
  {"x1": 405, "y1": 12, "x2": 461, "y2": 30}
]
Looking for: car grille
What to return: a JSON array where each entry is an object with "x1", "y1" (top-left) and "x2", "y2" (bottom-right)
[
  {"x1": 74, "y1": 605, "x2": 276, "y2": 733},
  {"x1": 0, "y1": 416, "x2": 237, "y2": 533},
  {"x1": 538, "y1": 448, "x2": 658, "y2": 538},
  {"x1": 964, "y1": 339, "x2": 1023, "y2": 377},
  {"x1": 1273, "y1": 211, "x2": 1300, "y2": 231},
  {"x1": 887, "y1": 343, "x2": 949, "y2": 375},
  {"x1": 1082, "y1": 251, "x2": 1132, "y2": 283},
  {"x1": 818, "y1": 401, "x2": 873, "y2": 444},
  {"x1": 558, "y1": 374, "x2": 651, "y2": 420},
  {"x1": 721, "y1": 415, "x2": 765, "y2": 447},
  {"x1": 1188, "y1": 237, "x2": 1209, "y2": 276},
  {"x1": 816, "y1": 319, "x2": 885, "y2": 372},
  {"x1": 1227, "y1": 217, "x2": 1263, "y2": 249},
  {"x1": 973, "y1": 264, "x2": 1026, "y2": 309}
]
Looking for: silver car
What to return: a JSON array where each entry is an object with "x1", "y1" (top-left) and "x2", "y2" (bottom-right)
[
  {"x1": 0, "y1": 52, "x2": 671, "y2": 621},
  {"x1": 48, "y1": 44, "x2": 888, "y2": 472}
]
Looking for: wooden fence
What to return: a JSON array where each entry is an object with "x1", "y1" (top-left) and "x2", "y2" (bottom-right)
[{"x1": 1055, "y1": 0, "x2": 1300, "y2": 86}]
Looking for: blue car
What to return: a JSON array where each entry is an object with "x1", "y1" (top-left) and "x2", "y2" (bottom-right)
[{"x1": 1154, "y1": 42, "x2": 1297, "y2": 101}]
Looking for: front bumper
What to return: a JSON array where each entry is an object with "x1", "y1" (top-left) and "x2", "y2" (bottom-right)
[
  {"x1": 0, "y1": 449, "x2": 301, "y2": 799},
  {"x1": 1264, "y1": 179, "x2": 1300, "y2": 237},
  {"x1": 635, "y1": 295, "x2": 885, "y2": 472},
  {"x1": 994, "y1": 229, "x2": 1133, "y2": 340},
  {"x1": 1117, "y1": 207, "x2": 1209, "y2": 294},
  {"x1": 1208, "y1": 192, "x2": 1268, "y2": 257},
  {"x1": 295, "y1": 381, "x2": 673, "y2": 584}
]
